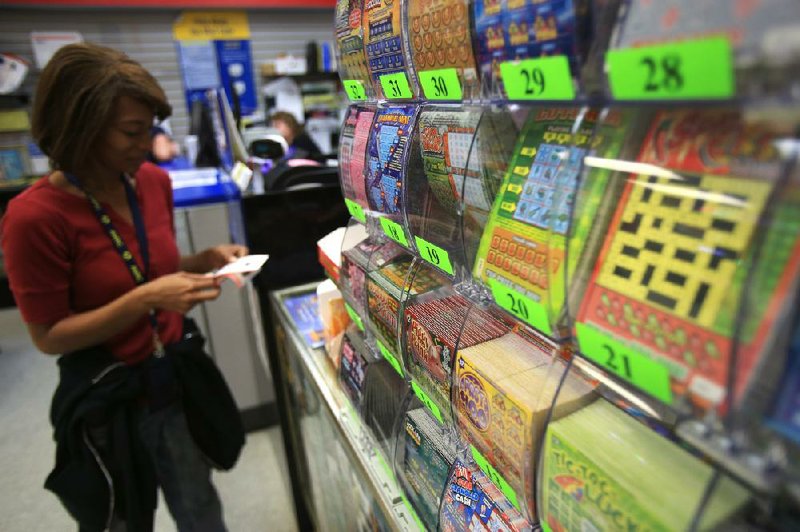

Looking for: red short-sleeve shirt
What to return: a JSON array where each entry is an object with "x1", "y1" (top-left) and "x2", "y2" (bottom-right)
[{"x1": 1, "y1": 162, "x2": 183, "y2": 365}]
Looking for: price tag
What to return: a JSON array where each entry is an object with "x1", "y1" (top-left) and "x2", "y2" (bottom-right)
[
  {"x1": 414, "y1": 237, "x2": 453, "y2": 275},
  {"x1": 344, "y1": 198, "x2": 366, "y2": 224},
  {"x1": 401, "y1": 496, "x2": 426, "y2": 531},
  {"x1": 419, "y1": 68, "x2": 463, "y2": 100},
  {"x1": 606, "y1": 36, "x2": 734, "y2": 100},
  {"x1": 575, "y1": 323, "x2": 673, "y2": 404},
  {"x1": 411, "y1": 380, "x2": 443, "y2": 424},
  {"x1": 470, "y1": 445, "x2": 520, "y2": 510},
  {"x1": 343, "y1": 79, "x2": 367, "y2": 101},
  {"x1": 499, "y1": 56, "x2": 575, "y2": 101},
  {"x1": 344, "y1": 302, "x2": 364, "y2": 332},
  {"x1": 375, "y1": 450, "x2": 395, "y2": 481},
  {"x1": 379, "y1": 71, "x2": 414, "y2": 100},
  {"x1": 488, "y1": 279, "x2": 552, "y2": 336},
  {"x1": 377, "y1": 339, "x2": 404, "y2": 377},
  {"x1": 380, "y1": 217, "x2": 409, "y2": 247},
  {"x1": 541, "y1": 522, "x2": 554, "y2": 532}
]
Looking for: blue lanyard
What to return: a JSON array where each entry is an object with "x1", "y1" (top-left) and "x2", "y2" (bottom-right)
[{"x1": 64, "y1": 172, "x2": 165, "y2": 356}]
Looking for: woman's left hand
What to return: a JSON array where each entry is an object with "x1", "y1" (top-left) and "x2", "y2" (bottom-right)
[{"x1": 201, "y1": 244, "x2": 249, "y2": 270}]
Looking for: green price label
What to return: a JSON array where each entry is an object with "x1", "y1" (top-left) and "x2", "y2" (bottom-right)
[
  {"x1": 379, "y1": 217, "x2": 409, "y2": 247},
  {"x1": 419, "y1": 68, "x2": 463, "y2": 100},
  {"x1": 470, "y1": 445, "x2": 520, "y2": 510},
  {"x1": 414, "y1": 237, "x2": 453, "y2": 275},
  {"x1": 377, "y1": 339, "x2": 404, "y2": 377},
  {"x1": 499, "y1": 56, "x2": 575, "y2": 101},
  {"x1": 344, "y1": 198, "x2": 366, "y2": 223},
  {"x1": 576, "y1": 322, "x2": 673, "y2": 404},
  {"x1": 402, "y1": 496, "x2": 426, "y2": 531},
  {"x1": 343, "y1": 79, "x2": 367, "y2": 101},
  {"x1": 379, "y1": 71, "x2": 414, "y2": 100},
  {"x1": 606, "y1": 36, "x2": 734, "y2": 100},
  {"x1": 375, "y1": 449, "x2": 395, "y2": 481},
  {"x1": 541, "y1": 522, "x2": 554, "y2": 532},
  {"x1": 411, "y1": 380, "x2": 443, "y2": 424},
  {"x1": 488, "y1": 279, "x2": 552, "y2": 336},
  {"x1": 344, "y1": 302, "x2": 364, "y2": 332}
]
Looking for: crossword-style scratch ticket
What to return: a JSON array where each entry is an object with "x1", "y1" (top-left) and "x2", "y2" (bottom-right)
[
  {"x1": 577, "y1": 109, "x2": 800, "y2": 409},
  {"x1": 473, "y1": 107, "x2": 628, "y2": 327},
  {"x1": 366, "y1": 105, "x2": 418, "y2": 214},
  {"x1": 335, "y1": 0, "x2": 372, "y2": 84}
]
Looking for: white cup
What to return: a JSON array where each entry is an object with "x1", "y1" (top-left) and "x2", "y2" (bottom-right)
[{"x1": 184, "y1": 135, "x2": 199, "y2": 166}]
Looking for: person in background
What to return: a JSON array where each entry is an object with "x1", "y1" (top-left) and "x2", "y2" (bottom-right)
[
  {"x1": 270, "y1": 110, "x2": 322, "y2": 160},
  {"x1": 0, "y1": 42, "x2": 246, "y2": 531},
  {"x1": 149, "y1": 119, "x2": 180, "y2": 163}
]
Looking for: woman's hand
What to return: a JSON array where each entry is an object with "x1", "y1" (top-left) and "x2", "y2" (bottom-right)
[
  {"x1": 139, "y1": 272, "x2": 222, "y2": 314},
  {"x1": 180, "y1": 244, "x2": 249, "y2": 273}
]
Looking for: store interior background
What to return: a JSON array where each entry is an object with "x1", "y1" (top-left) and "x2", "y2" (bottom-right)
[{"x1": 0, "y1": 5, "x2": 338, "y2": 531}]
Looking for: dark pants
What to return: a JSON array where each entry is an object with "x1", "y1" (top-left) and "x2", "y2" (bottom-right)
[{"x1": 87, "y1": 403, "x2": 226, "y2": 532}]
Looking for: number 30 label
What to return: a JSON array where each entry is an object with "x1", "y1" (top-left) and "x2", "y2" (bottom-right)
[
  {"x1": 419, "y1": 68, "x2": 463, "y2": 100},
  {"x1": 606, "y1": 36, "x2": 734, "y2": 100}
]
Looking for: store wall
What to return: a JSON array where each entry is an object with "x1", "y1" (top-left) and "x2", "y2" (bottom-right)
[{"x1": 0, "y1": 8, "x2": 334, "y2": 146}]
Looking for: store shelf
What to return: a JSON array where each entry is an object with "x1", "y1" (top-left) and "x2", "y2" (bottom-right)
[{"x1": 269, "y1": 283, "x2": 424, "y2": 531}]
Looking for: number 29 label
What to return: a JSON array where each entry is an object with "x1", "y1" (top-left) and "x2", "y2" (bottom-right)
[{"x1": 499, "y1": 56, "x2": 575, "y2": 101}]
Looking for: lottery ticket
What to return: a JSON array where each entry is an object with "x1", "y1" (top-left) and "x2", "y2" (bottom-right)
[
  {"x1": 614, "y1": 0, "x2": 800, "y2": 67},
  {"x1": 335, "y1": 0, "x2": 372, "y2": 84},
  {"x1": 473, "y1": 107, "x2": 629, "y2": 329},
  {"x1": 366, "y1": 105, "x2": 418, "y2": 214},
  {"x1": 339, "y1": 329, "x2": 371, "y2": 406},
  {"x1": 339, "y1": 105, "x2": 375, "y2": 206},
  {"x1": 407, "y1": 0, "x2": 478, "y2": 96},
  {"x1": 363, "y1": 0, "x2": 416, "y2": 99},
  {"x1": 577, "y1": 108, "x2": 800, "y2": 410}
]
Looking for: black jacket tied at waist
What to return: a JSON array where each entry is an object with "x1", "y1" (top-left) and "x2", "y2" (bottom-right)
[{"x1": 45, "y1": 320, "x2": 245, "y2": 531}]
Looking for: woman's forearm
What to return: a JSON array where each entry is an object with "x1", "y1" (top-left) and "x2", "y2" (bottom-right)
[{"x1": 28, "y1": 284, "x2": 154, "y2": 355}]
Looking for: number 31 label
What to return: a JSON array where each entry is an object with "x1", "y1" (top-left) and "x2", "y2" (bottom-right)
[{"x1": 606, "y1": 36, "x2": 734, "y2": 100}]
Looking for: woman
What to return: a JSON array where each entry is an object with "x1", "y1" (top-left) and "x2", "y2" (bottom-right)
[
  {"x1": 1, "y1": 43, "x2": 245, "y2": 531},
  {"x1": 270, "y1": 111, "x2": 323, "y2": 160}
]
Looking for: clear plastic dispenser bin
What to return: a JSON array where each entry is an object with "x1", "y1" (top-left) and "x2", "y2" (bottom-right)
[
  {"x1": 605, "y1": 0, "x2": 800, "y2": 102},
  {"x1": 339, "y1": 221, "x2": 378, "y2": 331},
  {"x1": 366, "y1": 247, "x2": 444, "y2": 378},
  {"x1": 335, "y1": 0, "x2": 375, "y2": 102},
  {"x1": 406, "y1": 0, "x2": 480, "y2": 102},
  {"x1": 468, "y1": 105, "x2": 632, "y2": 339},
  {"x1": 405, "y1": 105, "x2": 482, "y2": 280},
  {"x1": 361, "y1": 344, "x2": 410, "y2": 458},
  {"x1": 568, "y1": 107, "x2": 800, "y2": 419},
  {"x1": 537, "y1": 357, "x2": 751, "y2": 532},
  {"x1": 394, "y1": 404, "x2": 458, "y2": 531},
  {"x1": 339, "y1": 323, "x2": 376, "y2": 410},
  {"x1": 439, "y1": 458, "x2": 534, "y2": 531},
  {"x1": 363, "y1": 0, "x2": 421, "y2": 101},
  {"x1": 365, "y1": 104, "x2": 420, "y2": 252},
  {"x1": 471, "y1": 0, "x2": 616, "y2": 101},
  {"x1": 339, "y1": 104, "x2": 377, "y2": 219},
  {"x1": 452, "y1": 305, "x2": 566, "y2": 522}
]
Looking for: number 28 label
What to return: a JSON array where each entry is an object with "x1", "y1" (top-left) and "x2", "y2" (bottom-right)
[{"x1": 606, "y1": 36, "x2": 734, "y2": 100}]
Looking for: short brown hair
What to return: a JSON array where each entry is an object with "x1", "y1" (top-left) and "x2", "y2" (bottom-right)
[
  {"x1": 270, "y1": 111, "x2": 302, "y2": 136},
  {"x1": 31, "y1": 42, "x2": 171, "y2": 173}
]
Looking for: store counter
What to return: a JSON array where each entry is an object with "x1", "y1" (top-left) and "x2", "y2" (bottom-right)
[{"x1": 268, "y1": 282, "x2": 423, "y2": 532}]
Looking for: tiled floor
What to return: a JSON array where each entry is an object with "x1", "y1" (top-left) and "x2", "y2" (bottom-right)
[{"x1": 0, "y1": 308, "x2": 298, "y2": 532}]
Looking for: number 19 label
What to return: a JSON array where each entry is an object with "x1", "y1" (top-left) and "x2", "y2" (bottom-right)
[
  {"x1": 606, "y1": 36, "x2": 734, "y2": 100},
  {"x1": 414, "y1": 237, "x2": 453, "y2": 275}
]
